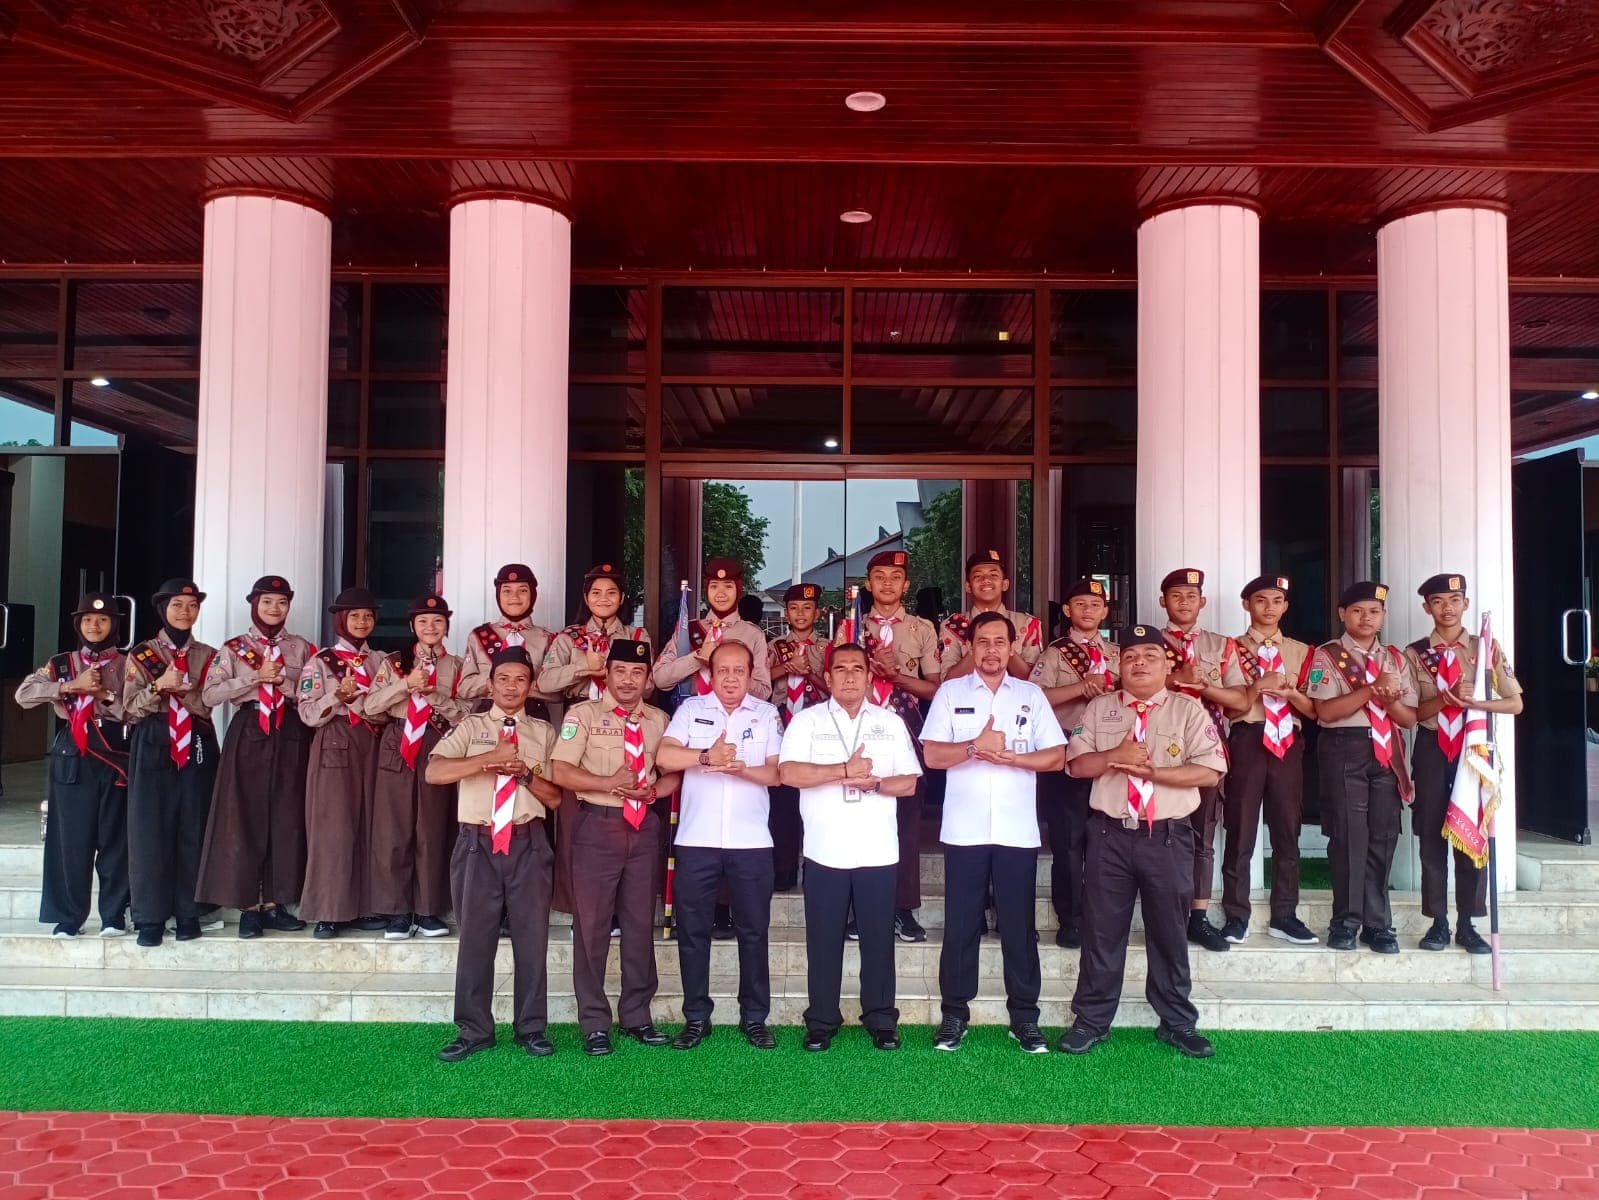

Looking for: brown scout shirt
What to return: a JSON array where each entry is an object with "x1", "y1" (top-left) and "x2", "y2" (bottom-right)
[
  {"x1": 1233, "y1": 629, "x2": 1313, "y2": 727},
  {"x1": 550, "y1": 690, "x2": 669, "y2": 807},
  {"x1": 653, "y1": 612, "x2": 772, "y2": 701},
  {"x1": 1029, "y1": 631, "x2": 1121, "y2": 731},
  {"x1": 538, "y1": 618, "x2": 653, "y2": 701},
  {"x1": 120, "y1": 636, "x2": 218, "y2": 725},
  {"x1": 1304, "y1": 632, "x2": 1420, "y2": 729},
  {"x1": 834, "y1": 608, "x2": 941, "y2": 683},
  {"x1": 937, "y1": 607, "x2": 1045, "y2": 675},
  {"x1": 199, "y1": 626, "x2": 314, "y2": 709},
  {"x1": 455, "y1": 618, "x2": 562, "y2": 704},
  {"x1": 15, "y1": 648, "x2": 128, "y2": 722},
  {"x1": 430, "y1": 706, "x2": 556, "y2": 824},
  {"x1": 1066, "y1": 690, "x2": 1228, "y2": 821},
  {"x1": 362, "y1": 647, "x2": 470, "y2": 725},
  {"x1": 1404, "y1": 631, "x2": 1522, "y2": 732},
  {"x1": 768, "y1": 633, "x2": 829, "y2": 718},
  {"x1": 297, "y1": 639, "x2": 378, "y2": 728}
]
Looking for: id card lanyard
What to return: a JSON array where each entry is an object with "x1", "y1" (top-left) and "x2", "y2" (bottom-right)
[
  {"x1": 827, "y1": 704, "x2": 868, "y2": 803},
  {"x1": 974, "y1": 683, "x2": 1031, "y2": 755}
]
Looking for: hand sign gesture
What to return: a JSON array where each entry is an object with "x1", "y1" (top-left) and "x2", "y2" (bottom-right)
[
  {"x1": 155, "y1": 663, "x2": 187, "y2": 694},
  {"x1": 1108, "y1": 729, "x2": 1151, "y2": 772},
  {"x1": 843, "y1": 742, "x2": 876, "y2": 781},
  {"x1": 973, "y1": 716, "x2": 1006, "y2": 756},
  {"x1": 705, "y1": 729, "x2": 738, "y2": 769},
  {"x1": 481, "y1": 737, "x2": 521, "y2": 772}
]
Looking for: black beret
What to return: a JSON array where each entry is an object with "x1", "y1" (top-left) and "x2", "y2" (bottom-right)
[
  {"x1": 1418, "y1": 573, "x2": 1467, "y2": 598},
  {"x1": 406, "y1": 593, "x2": 452, "y2": 619},
  {"x1": 1160, "y1": 568, "x2": 1205, "y2": 593},
  {"x1": 704, "y1": 557, "x2": 744, "y2": 584},
  {"x1": 1338, "y1": 580, "x2": 1390, "y2": 608},
  {"x1": 606, "y1": 638, "x2": 652, "y2": 667},
  {"x1": 965, "y1": 549, "x2": 1006, "y2": 574},
  {"x1": 784, "y1": 583, "x2": 821, "y2": 604},
  {"x1": 488, "y1": 646, "x2": 534, "y2": 674},
  {"x1": 1065, "y1": 577, "x2": 1108, "y2": 603},
  {"x1": 153, "y1": 578, "x2": 206, "y2": 607},
  {"x1": 328, "y1": 587, "x2": 379, "y2": 614},
  {"x1": 248, "y1": 575, "x2": 293, "y2": 600},
  {"x1": 494, "y1": 563, "x2": 537, "y2": 588},
  {"x1": 1240, "y1": 574, "x2": 1291, "y2": 600},
  {"x1": 867, "y1": 550, "x2": 909, "y2": 572},
  {"x1": 1117, "y1": 623, "x2": 1168, "y2": 650}
]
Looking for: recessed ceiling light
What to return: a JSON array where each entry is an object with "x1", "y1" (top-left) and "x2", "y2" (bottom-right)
[
  {"x1": 90, "y1": 377, "x2": 110, "y2": 387},
  {"x1": 845, "y1": 91, "x2": 886, "y2": 113},
  {"x1": 997, "y1": 330, "x2": 1011, "y2": 342},
  {"x1": 1583, "y1": 391, "x2": 1599, "y2": 401},
  {"x1": 824, "y1": 437, "x2": 840, "y2": 449},
  {"x1": 839, "y1": 210, "x2": 872, "y2": 224}
]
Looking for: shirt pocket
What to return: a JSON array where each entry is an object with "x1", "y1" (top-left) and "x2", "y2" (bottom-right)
[{"x1": 318, "y1": 723, "x2": 352, "y2": 769}]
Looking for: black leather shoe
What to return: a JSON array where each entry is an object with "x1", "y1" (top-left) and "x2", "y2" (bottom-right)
[
  {"x1": 1418, "y1": 919, "x2": 1451, "y2": 951},
  {"x1": 237, "y1": 911, "x2": 263, "y2": 939},
  {"x1": 869, "y1": 1027, "x2": 901, "y2": 1051},
  {"x1": 711, "y1": 904, "x2": 736, "y2": 940},
  {"x1": 1187, "y1": 912, "x2": 1230, "y2": 952},
  {"x1": 1361, "y1": 926, "x2": 1400, "y2": 954},
  {"x1": 774, "y1": 874, "x2": 798, "y2": 893},
  {"x1": 1327, "y1": 924, "x2": 1358, "y2": 951},
  {"x1": 135, "y1": 925, "x2": 163, "y2": 948},
  {"x1": 174, "y1": 919, "x2": 202, "y2": 942},
  {"x1": 313, "y1": 921, "x2": 339, "y2": 940},
  {"x1": 582, "y1": 1030, "x2": 613, "y2": 1056},
  {"x1": 1059, "y1": 1023, "x2": 1108, "y2": 1055},
  {"x1": 515, "y1": 1032, "x2": 555, "y2": 1057},
  {"x1": 1156, "y1": 1024, "x2": 1215, "y2": 1059},
  {"x1": 262, "y1": 906, "x2": 305, "y2": 932},
  {"x1": 438, "y1": 1036, "x2": 494, "y2": 1063},
  {"x1": 932, "y1": 1015, "x2": 967, "y2": 1051},
  {"x1": 803, "y1": 1029, "x2": 833, "y2": 1052},
  {"x1": 1009, "y1": 1022, "x2": 1048, "y2": 1054},
  {"x1": 618, "y1": 1023, "x2": 669, "y2": 1047},
  {"x1": 1054, "y1": 925, "x2": 1081, "y2": 949},
  {"x1": 1456, "y1": 924, "x2": 1492, "y2": 955},
  {"x1": 740, "y1": 1021, "x2": 777, "y2": 1049},
  {"x1": 351, "y1": 914, "x2": 390, "y2": 932},
  {"x1": 672, "y1": 1019, "x2": 711, "y2": 1050}
]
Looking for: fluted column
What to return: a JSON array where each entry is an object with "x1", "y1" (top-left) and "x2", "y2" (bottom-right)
[
  {"x1": 442, "y1": 195, "x2": 572, "y2": 631},
  {"x1": 193, "y1": 193, "x2": 331, "y2": 647},
  {"x1": 1379, "y1": 205, "x2": 1517, "y2": 891}
]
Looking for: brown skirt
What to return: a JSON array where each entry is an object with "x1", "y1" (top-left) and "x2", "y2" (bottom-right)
[
  {"x1": 297, "y1": 718, "x2": 379, "y2": 923},
  {"x1": 195, "y1": 705, "x2": 313, "y2": 910},
  {"x1": 367, "y1": 721, "x2": 456, "y2": 917}
]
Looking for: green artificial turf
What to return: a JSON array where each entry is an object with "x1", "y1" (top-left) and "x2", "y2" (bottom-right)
[
  {"x1": 1266, "y1": 855, "x2": 1333, "y2": 891},
  {"x1": 7, "y1": 1018, "x2": 1598, "y2": 1127}
]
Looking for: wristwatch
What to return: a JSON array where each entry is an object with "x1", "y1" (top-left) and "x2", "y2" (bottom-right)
[
  {"x1": 964, "y1": 743, "x2": 978, "y2": 759},
  {"x1": 698, "y1": 749, "x2": 710, "y2": 767}
]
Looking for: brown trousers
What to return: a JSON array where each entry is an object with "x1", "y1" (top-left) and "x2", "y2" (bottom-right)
[
  {"x1": 1319, "y1": 727, "x2": 1402, "y2": 932},
  {"x1": 1189, "y1": 784, "x2": 1222, "y2": 903},
  {"x1": 571, "y1": 800, "x2": 663, "y2": 1034},
  {"x1": 367, "y1": 722, "x2": 455, "y2": 918},
  {"x1": 450, "y1": 822, "x2": 552, "y2": 1042},
  {"x1": 895, "y1": 788, "x2": 923, "y2": 912},
  {"x1": 1221, "y1": 727, "x2": 1305, "y2": 923},
  {"x1": 298, "y1": 719, "x2": 379, "y2": 923},
  {"x1": 1413, "y1": 735, "x2": 1488, "y2": 922}
]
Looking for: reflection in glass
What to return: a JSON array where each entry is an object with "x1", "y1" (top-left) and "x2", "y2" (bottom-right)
[
  {"x1": 854, "y1": 290, "x2": 1033, "y2": 378},
  {"x1": 1056, "y1": 465, "x2": 1135, "y2": 633},
  {"x1": 663, "y1": 288, "x2": 841, "y2": 376},
  {"x1": 0, "y1": 282, "x2": 60, "y2": 373},
  {"x1": 366, "y1": 461, "x2": 444, "y2": 643},
  {"x1": 1261, "y1": 465, "x2": 1331, "y2": 643},
  {"x1": 1051, "y1": 387, "x2": 1136, "y2": 457},
  {"x1": 566, "y1": 463, "x2": 644, "y2": 624},
  {"x1": 0, "y1": 381, "x2": 57, "y2": 447},
  {"x1": 662, "y1": 384, "x2": 841, "y2": 453},
  {"x1": 368, "y1": 381, "x2": 444, "y2": 450},
  {"x1": 1338, "y1": 388, "x2": 1378, "y2": 458},
  {"x1": 371, "y1": 284, "x2": 445, "y2": 372},
  {"x1": 572, "y1": 287, "x2": 646, "y2": 375},
  {"x1": 70, "y1": 379, "x2": 196, "y2": 446},
  {"x1": 1337, "y1": 292, "x2": 1377, "y2": 385},
  {"x1": 1261, "y1": 291, "x2": 1329, "y2": 381},
  {"x1": 1052, "y1": 290, "x2": 1135, "y2": 379},
  {"x1": 71, "y1": 281, "x2": 201, "y2": 371},
  {"x1": 570, "y1": 384, "x2": 644, "y2": 453},
  {"x1": 329, "y1": 282, "x2": 363, "y2": 373},
  {"x1": 852, "y1": 386, "x2": 1030, "y2": 455},
  {"x1": 1262, "y1": 388, "x2": 1330, "y2": 457}
]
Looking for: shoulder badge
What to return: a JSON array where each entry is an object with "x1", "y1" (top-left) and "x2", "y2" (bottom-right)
[{"x1": 560, "y1": 721, "x2": 579, "y2": 740}]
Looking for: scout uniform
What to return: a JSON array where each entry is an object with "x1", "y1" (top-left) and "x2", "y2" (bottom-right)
[
  {"x1": 296, "y1": 587, "x2": 382, "y2": 936},
  {"x1": 16, "y1": 593, "x2": 130, "y2": 937},
  {"x1": 1221, "y1": 575, "x2": 1316, "y2": 942},
  {"x1": 456, "y1": 563, "x2": 563, "y2": 717},
  {"x1": 767, "y1": 581, "x2": 829, "y2": 891},
  {"x1": 1028, "y1": 577, "x2": 1120, "y2": 944},
  {"x1": 431, "y1": 646, "x2": 557, "y2": 1057},
  {"x1": 1063, "y1": 625, "x2": 1228, "y2": 1055},
  {"x1": 363, "y1": 593, "x2": 470, "y2": 937},
  {"x1": 551, "y1": 642, "x2": 671, "y2": 1045},
  {"x1": 652, "y1": 557, "x2": 773, "y2": 702},
  {"x1": 935, "y1": 549, "x2": 1045, "y2": 676},
  {"x1": 196, "y1": 575, "x2": 314, "y2": 934},
  {"x1": 1304, "y1": 581, "x2": 1419, "y2": 950},
  {"x1": 121, "y1": 579, "x2": 219, "y2": 945},
  {"x1": 1159, "y1": 567, "x2": 1248, "y2": 949},
  {"x1": 1404, "y1": 573, "x2": 1522, "y2": 954},
  {"x1": 834, "y1": 548, "x2": 942, "y2": 923}
]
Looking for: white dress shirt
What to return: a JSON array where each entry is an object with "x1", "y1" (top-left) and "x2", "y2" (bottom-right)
[
  {"x1": 921, "y1": 671, "x2": 1067, "y2": 849},
  {"x1": 779, "y1": 697, "x2": 924, "y2": 870},
  {"x1": 664, "y1": 692, "x2": 784, "y2": 849}
]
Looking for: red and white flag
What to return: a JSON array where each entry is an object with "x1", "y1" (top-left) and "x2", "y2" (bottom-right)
[{"x1": 1445, "y1": 613, "x2": 1501, "y2": 869}]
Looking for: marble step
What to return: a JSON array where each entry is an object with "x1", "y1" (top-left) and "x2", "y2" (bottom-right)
[
  {"x1": 1518, "y1": 848, "x2": 1599, "y2": 894},
  {"x1": 1, "y1": 965, "x2": 1593, "y2": 1031},
  {"x1": 2, "y1": 919, "x2": 1593, "y2": 986}
]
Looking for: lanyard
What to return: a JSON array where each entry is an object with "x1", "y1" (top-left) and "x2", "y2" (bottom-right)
[{"x1": 827, "y1": 703, "x2": 870, "y2": 802}]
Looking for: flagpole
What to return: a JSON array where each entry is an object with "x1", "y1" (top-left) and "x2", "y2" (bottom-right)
[{"x1": 1483, "y1": 609, "x2": 1503, "y2": 992}]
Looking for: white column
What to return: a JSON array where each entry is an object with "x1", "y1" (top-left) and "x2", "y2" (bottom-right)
[
  {"x1": 1379, "y1": 205, "x2": 1517, "y2": 892},
  {"x1": 1136, "y1": 202, "x2": 1263, "y2": 893},
  {"x1": 193, "y1": 193, "x2": 331, "y2": 648},
  {"x1": 442, "y1": 196, "x2": 571, "y2": 632}
]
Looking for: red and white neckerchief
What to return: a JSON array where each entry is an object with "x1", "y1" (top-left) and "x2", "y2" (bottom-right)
[
  {"x1": 334, "y1": 647, "x2": 371, "y2": 726},
  {"x1": 866, "y1": 613, "x2": 900, "y2": 708},
  {"x1": 784, "y1": 637, "x2": 815, "y2": 721},
  {"x1": 1255, "y1": 639, "x2": 1294, "y2": 760},
  {"x1": 256, "y1": 636, "x2": 285, "y2": 735},
  {"x1": 491, "y1": 716, "x2": 519, "y2": 854},
  {"x1": 1079, "y1": 635, "x2": 1114, "y2": 687},
  {"x1": 1431, "y1": 640, "x2": 1465, "y2": 761},
  {"x1": 694, "y1": 616, "x2": 728, "y2": 695},
  {"x1": 503, "y1": 620, "x2": 529, "y2": 648},
  {"x1": 615, "y1": 705, "x2": 649, "y2": 829},
  {"x1": 1169, "y1": 628, "x2": 1197, "y2": 665},
  {"x1": 168, "y1": 646, "x2": 192, "y2": 769},
  {"x1": 584, "y1": 622, "x2": 617, "y2": 700},
  {"x1": 399, "y1": 650, "x2": 436, "y2": 769},
  {"x1": 1362, "y1": 651, "x2": 1394, "y2": 767},
  {"x1": 1124, "y1": 692, "x2": 1157, "y2": 831},
  {"x1": 68, "y1": 648, "x2": 111, "y2": 753}
]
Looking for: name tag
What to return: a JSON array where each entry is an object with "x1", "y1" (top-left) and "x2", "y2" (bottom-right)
[
  {"x1": 954, "y1": 706, "x2": 976, "y2": 715},
  {"x1": 693, "y1": 718, "x2": 716, "y2": 726}
]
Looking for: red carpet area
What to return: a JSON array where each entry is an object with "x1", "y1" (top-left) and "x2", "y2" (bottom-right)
[{"x1": 5, "y1": 1113, "x2": 1598, "y2": 1199}]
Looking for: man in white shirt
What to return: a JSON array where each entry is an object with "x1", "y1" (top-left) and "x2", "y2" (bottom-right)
[
  {"x1": 921, "y1": 612, "x2": 1067, "y2": 1054},
  {"x1": 657, "y1": 642, "x2": 784, "y2": 1050},
  {"x1": 779, "y1": 644, "x2": 923, "y2": 1053}
]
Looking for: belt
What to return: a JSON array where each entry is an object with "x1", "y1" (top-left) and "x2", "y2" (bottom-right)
[
  {"x1": 466, "y1": 819, "x2": 542, "y2": 837},
  {"x1": 579, "y1": 799, "x2": 650, "y2": 818},
  {"x1": 1093, "y1": 810, "x2": 1184, "y2": 834},
  {"x1": 1319, "y1": 726, "x2": 1375, "y2": 737}
]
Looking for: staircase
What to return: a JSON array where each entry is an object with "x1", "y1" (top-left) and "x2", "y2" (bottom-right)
[{"x1": 2, "y1": 837, "x2": 1597, "y2": 1030}]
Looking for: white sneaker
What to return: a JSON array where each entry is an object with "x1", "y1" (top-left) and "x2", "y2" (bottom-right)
[{"x1": 99, "y1": 924, "x2": 127, "y2": 938}]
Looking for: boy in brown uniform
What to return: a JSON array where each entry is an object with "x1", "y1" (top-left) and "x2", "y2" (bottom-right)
[
  {"x1": 1158, "y1": 568, "x2": 1249, "y2": 953},
  {"x1": 1404, "y1": 573, "x2": 1524, "y2": 955},
  {"x1": 427, "y1": 646, "x2": 561, "y2": 1062},
  {"x1": 1220, "y1": 575, "x2": 1319, "y2": 946},
  {"x1": 767, "y1": 582, "x2": 828, "y2": 891},
  {"x1": 1304, "y1": 581, "x2": 1419, "y2": 953},
  {"x1": 937, "y1": 550, "x2": 1044, "y2": 680},
  {"x1": 1028, "y1": 577, "x2": 1120, "y2": 948}
]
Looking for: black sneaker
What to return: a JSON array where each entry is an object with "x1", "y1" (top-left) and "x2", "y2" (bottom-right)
[
  {"x1": 1221, "y1": 917, "x2": 1249, "y2": 944},
  {"x1": 610, "y1": 915, "x2": 622, "y2": 938},
  {"x1": 415, "y1": 915, "x2": 449, "y2": 937},
  {"x1": 1327, "y1": 924, "x2": 1358, "y2": 951},
  {"x1": 351, "y1": 915, "x2": 389, "y2": 932},
  {"x1": 583, "y1": 1030, "x2": 613, "y2": 1056},
  {"x1": 1155, "y1": 1023, "x2": 1215, "y2": 1059},
  {"x1": 313, "y1": 921, "x2": 339, "y2": 940},
  {"x1": 932, "y1": 1015, "x2": 968, "y2": 1052},
  {"x1": 711, "y1": 904, "x2": 735, "y2": 941},
  {"x1": 1055, "y1": 925, "x2": 1082, "y2": 949},
  {"x1": 99, "y1": 922, "x2": 127, "y2": 939},
  {"x1": 844, "y1": 920, "x2": 860, "y2": 942},
  {"x1": 894, "y1": 909, "x2": 927, "y2": 943},
  {"x1": 1187, "y1": 912, "x2": 1229, "y2": 953},
  {"x1": 1456, "y1": 923, "x2": 1491, "y2": 955},
  {"x1": 384, "y1": 915, "x2": 415, "y2": 941},
  {"x1": 1268, "y1": 916, "x2": 1319, "y2": 945},
  {"x1": 262, "y1": 906, "x2": 305, "y2": 933},
  {"x1": 1361, "y1": 926, "x2": 1400, "y2": 955},
  {"x1": 135, "y1": 924, "x2": 163, "y2": 948},
  {"x1": 1059, "y1": 1023, "x2": 1108, "y2": 1055},
  {"x1": 237, "y1": 910, "x2": 263, "y2": 940},
  {"x1": 50, "y1": 923, "x2": 79, "y2": 939},
  {"x1": 174, "y1": 920, "x2": 202, "y2": 942},
  {"x1": 1009, "y1": 1022, "x2": 1048, "y2": 1054},
  {"x1": 1418, "y1": 919, "x2": 1451, "y2": 951}
]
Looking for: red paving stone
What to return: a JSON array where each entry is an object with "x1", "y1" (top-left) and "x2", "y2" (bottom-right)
[{"x1": 0, "y1": 1115, "x2": 1596, "y2": 1199}]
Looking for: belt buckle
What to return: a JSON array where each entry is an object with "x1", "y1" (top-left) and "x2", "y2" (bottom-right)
[{"x1": 1120, "y1": 814, "x2": 1141, "y2": 831}]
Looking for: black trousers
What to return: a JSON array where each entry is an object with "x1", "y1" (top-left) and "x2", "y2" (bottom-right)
[
  {"x1": 802, "y1": 858, "x2": 897, "y2": 1035},
  {"x1": 939, "y1": 843, "x2": 1041, "y2": 1024},
  {"x1": 571, "y1": 802, "x2": 662, "y2": 1033},
  {"x1": 1319, "y1": 727, "x2": 1402, "y2": 932},
  {"x1": 449, "y1": 822, "x2": 552, "y2": 1043},
  {"x1": 769, "y1": 784, "x2": 803, "y2": 888},
  {"x1": 676, "y1": 844, "x2": 774, "y2": 1023},
  {"x1": 1040, "y1": 770, "x2": 1091, "y2": 932},
  {"x1": 1413, "y1": 735, "x2": 1488, "y2": 922},
  {"x1": 127, "y1": 719, "x2": 218, "y2": 930},
  {"x1": 1071, "y1": 813, "x2": 1199, "y2": 1035},
  {"x1": 40, "y1": 727, "x2": 129, "y2": 931},
  {"x1": 1221, "y1": 727, "x2": 1304, "y2": 923}
]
